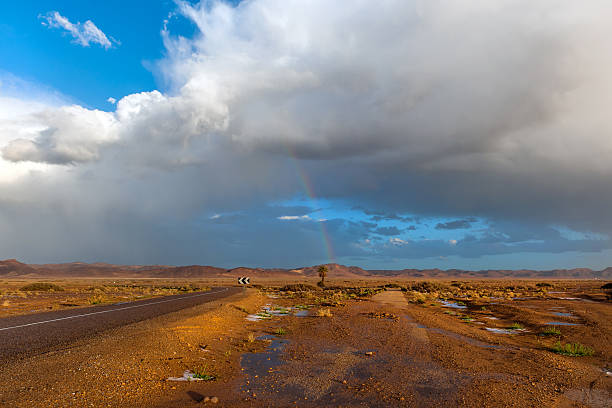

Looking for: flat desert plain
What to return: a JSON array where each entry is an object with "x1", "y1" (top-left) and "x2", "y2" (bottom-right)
[{"x1": 0, "y1": 278, "x2": 610, "y2": 407}]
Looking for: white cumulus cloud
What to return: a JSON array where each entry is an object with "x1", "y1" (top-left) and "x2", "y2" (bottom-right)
[
  {"x1": 1, "y1": 0, "x2": 612, "y2": 264},
  {"x1": 40, "y1": 11, "x2": 118, "y2": 49},
  {"x1": 278, "y1": 215, "x2": 311, "y2": 221}
]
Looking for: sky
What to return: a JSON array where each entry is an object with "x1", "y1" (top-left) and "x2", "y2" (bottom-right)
[{"x1": 1, "y1": 0, "x2": 612, "y2": 270}]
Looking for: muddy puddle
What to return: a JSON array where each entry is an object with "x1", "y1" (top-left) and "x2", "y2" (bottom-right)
[
  {"x1": 551, "y1": 311, "x2": 574, "y2": 317},
  {"x1": 485, "y1": 327, "x2": 525, "y2": 334},
  {"x1": 246, "y1": 304, "x2": 311, "y2": 321},
  {"x1": 438, "y1": 300, "x2": 467, "y2": 309},
  {"x1": 544, "y1": 321, "x2": 580, "y2": 326},
  {"x1": 240, "y1": 335, "x2": 290, "y2": 398}
]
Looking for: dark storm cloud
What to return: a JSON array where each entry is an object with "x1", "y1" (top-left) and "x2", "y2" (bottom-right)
[
  {"x1": 1, "y1": 0, "x2": 612, "y2": 267},
  {"x1": 435, "y1": 218, "x2": 477, "y2": 230},
  {"x1": 373, "y1": 226, "x2": 402, "y2": 236}
]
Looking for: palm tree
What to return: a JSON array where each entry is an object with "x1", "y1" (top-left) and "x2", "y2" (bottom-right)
[{"x1": 317, "y1": 265, "x2": 328, "y2": 287}]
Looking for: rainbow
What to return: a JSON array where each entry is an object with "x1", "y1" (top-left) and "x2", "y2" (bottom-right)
[{"x1": 285, "y1": 150, "x2": 336, "y2": 263}]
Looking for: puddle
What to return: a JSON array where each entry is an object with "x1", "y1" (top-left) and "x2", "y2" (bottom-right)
[
  {"x1": 240, "y1": 335, "x2": 289, "y2": 395},
  {"x1": 544, "y1": 321, "x2": 580, "y2": 326},
  {"x1": 484, "y1": 316, "x2": 499, "y2": 320},
  {"x1": 256, "y1": 334, "x2": 277, "y2": 340},
  {"x1": 246, "y1": 304, "x2": 311, "y2": 321},
  {"x1": 551, "y1": 312, "x2": 574, "y2": 317},
  {"x1": 439, "y1": 300, "x2": 467, "y2": 309},
  {"x1": 167, "y1": 370, "x2": 209, "y2": 382},
  {"x1": 485, "y1": 328, "x2": 523, "y2": 334}
]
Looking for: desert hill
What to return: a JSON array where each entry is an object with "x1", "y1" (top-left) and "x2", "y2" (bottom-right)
[
  {"x1": 0, "y1": 259, "x2": 39, "y2": 277},
  {"x1": 1, "y1": 259, "x2": 610, "y2": 280}
]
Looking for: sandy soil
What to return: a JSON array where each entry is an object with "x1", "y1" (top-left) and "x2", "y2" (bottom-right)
[
  {"x1": 1, "y1": 280, "x2": 610, "y2": 407},
  {"x1": 0, "y1": 288, "x2": 265, "y2": 407},
  {"x1": 159, "y1": 283, "x2": 610, "y2": 407}
]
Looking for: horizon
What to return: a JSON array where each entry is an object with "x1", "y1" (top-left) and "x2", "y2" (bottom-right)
[
  {"x1": 3, "y1": 257, "x2": 612, "y2": 273},
  {"x1": 2, "y1": 1, "x2": 612, "y2": 270}
]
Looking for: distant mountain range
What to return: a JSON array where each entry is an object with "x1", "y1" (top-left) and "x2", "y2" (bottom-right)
[{"x1": 1, "y1": 259, "x2": 610, "y2": 280}]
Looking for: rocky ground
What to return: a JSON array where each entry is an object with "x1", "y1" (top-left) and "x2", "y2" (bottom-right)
[{"x1": 1, "y1": 280, "x2": 610, "y2": 407}]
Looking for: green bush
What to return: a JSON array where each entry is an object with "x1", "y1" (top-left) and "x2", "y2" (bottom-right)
[
  {"x1": 20, "y1": 282, "x2": 64, "y2": 292},
  {"x1": 279, "y1": 284, "x2": 317, "y2": 292},
  {"x1": 540, "y1": 326, "x2": 561, "y2": 336},
  {"x1": 409, "y1": 281, "x2": 447, "y2": 293},
  {"x1": 551, "y1": 341, "x2": 594, "y2": 356}
]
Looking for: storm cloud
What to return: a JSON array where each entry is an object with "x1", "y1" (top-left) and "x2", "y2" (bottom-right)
[{"x1": 1, "y1": 0, "x2": 612, "y2": 268}]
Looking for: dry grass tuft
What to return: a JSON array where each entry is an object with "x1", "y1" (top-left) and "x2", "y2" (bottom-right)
[
  {"x1": 316, "y1": 308, "x2": 333, "y2": 317},
  {"x1": 89, "y1": 294, "x2": 107, "y2": 305}
]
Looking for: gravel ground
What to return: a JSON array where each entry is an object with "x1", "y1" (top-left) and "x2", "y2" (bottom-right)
[{"x1": 2, "y1": 284, "x2": 610, "y2": 407}]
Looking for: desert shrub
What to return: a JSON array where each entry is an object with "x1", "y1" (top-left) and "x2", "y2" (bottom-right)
[
  {"x1": 160, "y1": 284, "x2": 202, "y2": 292},
  {"x1": 601, "y1": 282, "x2": 612, "y2": 290},
  {"x1": 509, "y1": 322, "x2": 524, "y2": 330},
  {"x1": 279, "y1": 283, "x2": 317, "y2": 292},
  {"x1": 383, "y1": 283, "x2": 403, "y2": 289},
  {"x1": 536, "y1": 282, "x2": 553, "y2": 288},
  {"x1": 409, "y1": 281, "x2": 447, "y2": 293},
  {"x1": 404, "y1": 291, "x2": 427, "y2": 304},
  {"x1": 20, "y1": 283, "x2": 64, "y2": 292},
  {"x1": 541, "y1": 326, "x2": 561, "y2": 336},
  {"x1": 344, "y1": 287, "x2": 383, "y2": 297},
  {"x1": 274, "y1": 327, "x2": 287, "y2": 335},
  {"x1": 551, "y1": 341, "x2": 594, "y2": 357},
  {"x1": 89, "y1": 295, "x2": 106, "y2": 304},
  {"x1": 316, "y1": 308, "x2": 333, "y2": 317},
  {"x1": 191, "y1": 366, "x2": 216, "y2": 381}
]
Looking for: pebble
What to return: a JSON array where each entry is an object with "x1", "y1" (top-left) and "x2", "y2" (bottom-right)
[{"x1": 210, "y1": 396, "x2": 219, "y2": 403}]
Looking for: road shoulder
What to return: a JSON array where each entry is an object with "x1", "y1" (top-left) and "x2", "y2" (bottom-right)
[{"x1": 0, "y1": 287, "x2": 264, "y2": 408}]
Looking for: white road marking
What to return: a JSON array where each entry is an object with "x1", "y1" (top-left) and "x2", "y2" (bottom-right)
[{"x1": 0, "y1": 288, "x2": 229, "y2": 332}]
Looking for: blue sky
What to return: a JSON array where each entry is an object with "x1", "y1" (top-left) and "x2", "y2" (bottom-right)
[
  {"x1": 0, "y1": 1, "x2": 193, "y2": 108},
  {"x1": 1, "y1": 1, "x2": 612, "y2": 270}
]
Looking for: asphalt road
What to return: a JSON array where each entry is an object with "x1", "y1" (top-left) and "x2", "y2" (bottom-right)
[{"x1": 0, "y1": 286, "x2": 241, "y2": 360}]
